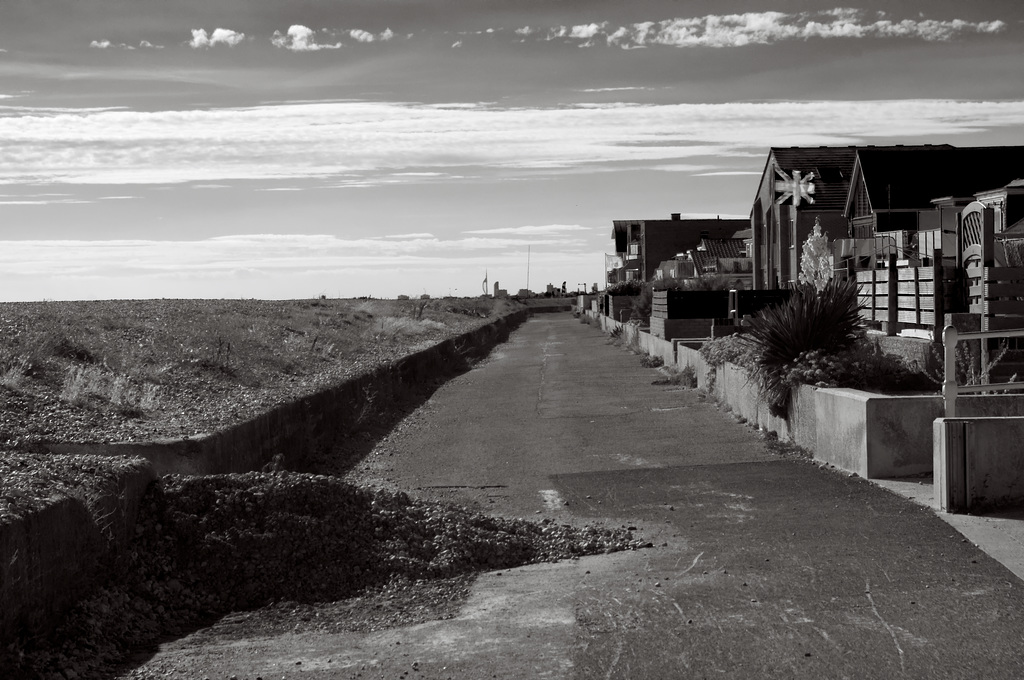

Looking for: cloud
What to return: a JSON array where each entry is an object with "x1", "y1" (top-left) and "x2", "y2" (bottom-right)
[
  {"x1": 189, "y1": 28, "x2": 245, "y2": 49},
  {"x1": 91, "y1": 39, "x2": 164, "y2": 50},
  {"x1": 383, "y1": 232, "x2": 435, "y2": 239},
  {"x1": 464, "y1": 224, "x2": 590, "y2": 235},
  {"x1": 3, "y1": 99, "x2": 1024, "y2": 186},
  {"x1": 531, "y1": 10, "x2": 1008, "y2": 49},
  {"x1": 272, "y1": 25, "x2": 341, "y2": 51},
  {"x1": 451, "y1": 40, "x2": 463, "y2": 48},
  {"x1": 90, "y1": 40, "x2": 134, "y2": 50}
]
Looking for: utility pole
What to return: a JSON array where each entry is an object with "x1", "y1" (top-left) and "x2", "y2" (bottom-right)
[{"x1": 526, "y1": 246, "x2": 531, "y2": 293}]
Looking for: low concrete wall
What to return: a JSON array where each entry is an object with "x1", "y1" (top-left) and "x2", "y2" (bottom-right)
[
  {"x1": 49, "y1": 309, "x2": 528, "y2": 475},
  {"x1": 935, "y1": 417, "x2": 1024, "y2": 512},
  {"x1": 676, "y1": 338, "x2": 1024, "y2": 480},
  {"x1": 638, "y1": 330, "x2": 676, "y2": 366},
  {"x1": 0, "y1": 459, "x2": 156, "y2": 641}
]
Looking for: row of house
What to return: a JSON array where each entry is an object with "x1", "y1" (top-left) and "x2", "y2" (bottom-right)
[{"x1": 609, "y1": 145, "x2": 1024, "y2": 290}]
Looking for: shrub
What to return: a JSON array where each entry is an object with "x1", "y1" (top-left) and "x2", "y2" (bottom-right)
[
  {"x1": 678, "y1": 364, "x2": 698, "y2": 388},
  {"x1": 640, "y1": 353, "x2": 664, "y2": 368},
  {"x1": 744, "y1": 278, "x2": 863, "y2": 414},
  {"x1": 631, "y1": 285, "x2": 653, "y2": 321},
  {"x1": 654, "y1": 274, "x2": 733, "y2": 292},
  {"x1": 699, "y1": 333, "x2": 757, "y2": 369},
  {"x1": 779, "y1": 344, "x2": 929, "y2": 394},
  {"x1": 606, "y1": 280, "x2": 644, "y2": 296}
]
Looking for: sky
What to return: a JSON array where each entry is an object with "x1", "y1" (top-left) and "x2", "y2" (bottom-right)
[{"x1": 1, "y1": 0, "x2": 1023, "y2": 301}]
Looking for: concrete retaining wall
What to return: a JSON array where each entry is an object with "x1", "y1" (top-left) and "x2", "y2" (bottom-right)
[
  {"x1": 48, "y1": 310, "x2": 529, "y2": 475},
  {"x1": 0, "y1": 460, "x2": 156, "y2": 641}
]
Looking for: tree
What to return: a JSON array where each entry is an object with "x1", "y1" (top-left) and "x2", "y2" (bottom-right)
[{"x1": 799, "y1": 217, "x2": 833, "y2": 292}]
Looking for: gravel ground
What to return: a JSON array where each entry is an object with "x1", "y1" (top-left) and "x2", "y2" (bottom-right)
[
  {"x1": 2, "y1": 472, "x2": 646, "y2": 680},
  {"x1": 0, "y1": 298, "x2": 649, "y2": 679},
  {"x1": 0, "y1": 298, "x2": 514, "y2": 450}
]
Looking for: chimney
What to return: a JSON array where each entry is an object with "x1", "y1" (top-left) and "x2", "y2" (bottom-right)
[{"x1": 671, "y1": 213, "x2": 681, "y2": 220}]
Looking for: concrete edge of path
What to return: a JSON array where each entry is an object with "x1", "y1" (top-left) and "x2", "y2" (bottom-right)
[{"x1": 873, "y1": 477, "x2": 1024, "y2": 583}]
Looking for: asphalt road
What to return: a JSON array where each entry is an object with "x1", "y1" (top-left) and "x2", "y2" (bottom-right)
[{"x1": 136, "y1": 314, "x2": 1024, "y2": 679}]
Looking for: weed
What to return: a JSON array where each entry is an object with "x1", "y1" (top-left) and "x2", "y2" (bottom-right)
[
  {"x1": 61, "y1": 365, "x2": 161, "y2": 415},
  {"x1": 0, "y1": 354, "x2": 31, "y2": 389},
  {"x1": 678, "y1": 364, "x2": 697, "y2": 388},
  {"x1": 639, "y1": 353, "x2": 664, "y2": 368},
  {"x1": 607, "y1": 326, "x2": 624, "y2": 345},
  {"x1": 61, "y1": 365, "x2": 105, "y2": 406}
]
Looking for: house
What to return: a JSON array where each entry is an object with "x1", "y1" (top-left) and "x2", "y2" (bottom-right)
[
  {"x1": 610, "y1": 214, "x2": 748, "y2": 283},
  {"x1": 844, "y1": 146, "x2": 1024, "y2": 266},
  {"x1": 750, "y1": 146, "x2": 861, "y2": 289},
  {"x1": 661, "y1": 231, "x2": 754, "y2": 289}
]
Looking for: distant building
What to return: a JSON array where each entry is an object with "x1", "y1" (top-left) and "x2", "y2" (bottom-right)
[{"x1": 610, "y1": 213, "x2": 748, "y2": 283}]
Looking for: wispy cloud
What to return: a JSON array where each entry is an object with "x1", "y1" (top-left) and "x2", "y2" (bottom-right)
[
  {"x1": 272, "y1": 25, "x2": 341, "y2": 51},
  {"x1": 348, "y1": 28, "x2": 395, "y2": 43},
  {"x1": 536, "y1": 10, "x2": 1006, "y2": 49},
  {"x1": 189, "y1": 28, "x2": 245, "y2": 49},
  {"x1": 464, "y1": 224, "x2": 590, "y2": 235},
  {"x1": 90, "y1": 39, "x2": 164, "y2": 50},
  {"x1": 3, "y1": 99, "x2": 1024, "y2": 185}
]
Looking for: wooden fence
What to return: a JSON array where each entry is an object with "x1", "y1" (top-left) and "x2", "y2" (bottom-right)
[
  {"x1": 855, "y1": 254, "x2": 957, "y2": 341},
  {"x1": 966, "y1": 265, "x2": 1024, "y2": 331}
]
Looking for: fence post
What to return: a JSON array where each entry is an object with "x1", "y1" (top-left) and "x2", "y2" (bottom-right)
[
  {"x1": 887, "y1": 254, "x2": 898, "y2": 336},
  {"x1": 942, "y1": 325, "x2": 958, "y2": 418},
  {"x1": 933, "y1": 249, "x2": 944, "y2": 343},
  {"x1": 981, "y1": 208, "x2": 996, "y2": 380}
]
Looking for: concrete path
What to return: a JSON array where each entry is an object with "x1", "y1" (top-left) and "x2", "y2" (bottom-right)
[{"x1": 136, "y1": 314, "x2": 1024, "y2": 678}]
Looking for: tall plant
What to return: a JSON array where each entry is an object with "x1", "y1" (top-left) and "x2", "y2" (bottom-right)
[
  {"x1": 799, "y1": 217, "x2": 833, "y2": 292},
  {"x1": 745, "y1": 277, "x2": 864, "y2": 414}
]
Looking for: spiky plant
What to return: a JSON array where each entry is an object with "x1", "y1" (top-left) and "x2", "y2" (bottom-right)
[{"x1": 745, "y1": 278, "x2": 864, "y2": 414}]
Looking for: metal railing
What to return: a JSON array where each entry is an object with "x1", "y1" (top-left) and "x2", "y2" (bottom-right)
[{"x1": 942, "y1": 325, "x2": 1024, "y2": 417}]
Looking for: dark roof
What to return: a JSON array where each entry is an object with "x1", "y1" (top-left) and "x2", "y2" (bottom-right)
[
  {"x1": 690, "y1": 249, "x2": 716, "y2": 273},
  {"x1": 855, "y1": 146, "x2": 1024, "y2": 211},
  {"x1": 699, "y1": 238, "x2": 746, "y2": 259},
  {"x1": 611, "y1": 217, "x2": 747, "y2": 240},
  {"x1": 768, "y1": 146, "x2": 860, "y2": 211},
  {"x1": 689, "y1": 238, "x2": 747, "y2": 273}
]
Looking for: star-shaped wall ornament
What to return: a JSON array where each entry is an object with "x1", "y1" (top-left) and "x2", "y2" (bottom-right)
[{"x1": 774, "y1": 167, "x2": 816, "y2": 207}]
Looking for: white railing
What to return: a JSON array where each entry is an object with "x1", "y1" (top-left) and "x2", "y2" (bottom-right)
[{"x1": 942, "y1": 325, "x2": 1024, "y2": 417}]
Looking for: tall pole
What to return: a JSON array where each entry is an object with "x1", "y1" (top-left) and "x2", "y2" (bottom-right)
[{"x1": 527, "y1": 246, "x2": 531, "y2": 293}]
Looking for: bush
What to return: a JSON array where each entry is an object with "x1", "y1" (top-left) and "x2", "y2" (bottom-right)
[
  {"x1": 654, "y1": 274, "x2": 733, "y2": 292},
  {"x1": 631, "y1": 285, "x2": 653, "y2": 321},
  {"x1": 640, "y1": 353, "x2": 664, "y2": 368},
  {"x1": 699, "y1": 333, "x2": 757, "y2": 369},
  {"x1": 744, "y1": 279, "x2": 863, "y2": 414},
  {"x1": 780, "y1": 343, "x2": 931, "y2": 394},
  {"x1": 606, "y1": 280, "x2": 644, "y2": 296}
]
